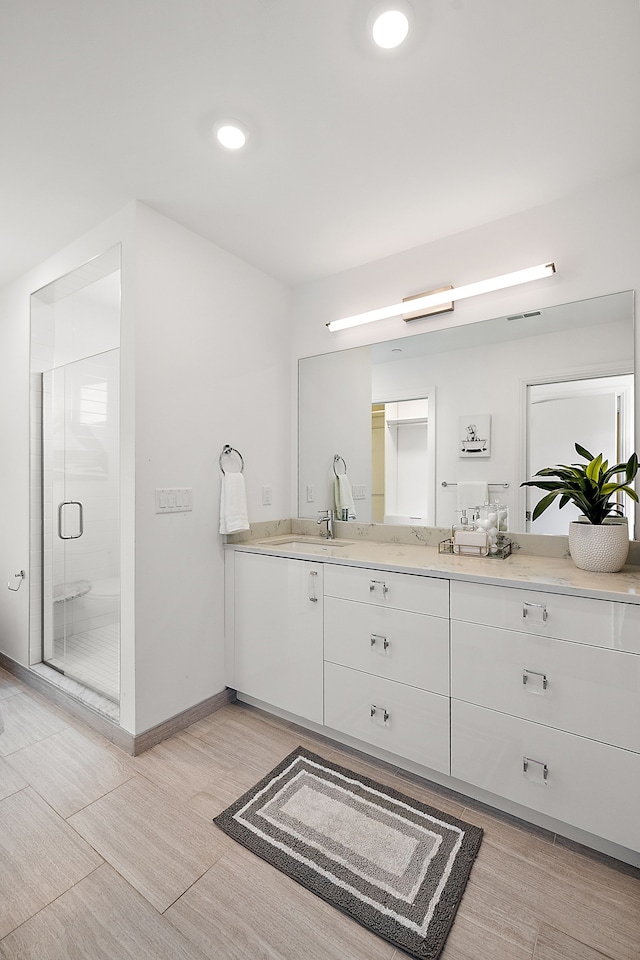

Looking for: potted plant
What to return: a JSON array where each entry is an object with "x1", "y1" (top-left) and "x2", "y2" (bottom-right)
[{"x1": 521, "y1": 443, "x2": 638, "y2": 572}]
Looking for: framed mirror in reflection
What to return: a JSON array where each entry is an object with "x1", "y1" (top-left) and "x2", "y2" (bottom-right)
[{"x1": 298, "y1": 290, "x2": 635, "y2": 537}]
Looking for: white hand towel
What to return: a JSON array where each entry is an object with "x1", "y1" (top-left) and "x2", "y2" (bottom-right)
[
  {"x1": 219, "y1": 472, "x2": 250, "y2": 534},
  {"x1": 334, "y1": 474, "x2": 356, "y2": 520},
  {"x1": 456, "y1": 481, "x2": 488, "y2": 512}
]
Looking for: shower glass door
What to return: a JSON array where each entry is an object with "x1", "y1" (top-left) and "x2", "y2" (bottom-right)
[{"x1": 42, "y1": 349, "x2": 120, "y2": 701}]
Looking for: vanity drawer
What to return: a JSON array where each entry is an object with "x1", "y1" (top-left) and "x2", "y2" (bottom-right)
[
  {"x1": 324, "y1": 597, "x2": 449, "y2": 695},
  {"x1": 324, "y1": 661, "x2": 450, "y2": 775},
  {"x1": 451, "y1": 700, "x2": 640, "y2": 853},
  {"x1": 324, "y1": 564, "x2": 449, "y2": 617},
  {"x1": 450, "y1": 580, "x2": 640, "y2": 653},
  {"x1": 451, "y1": 620, "x2": 640, "y2": 753}
]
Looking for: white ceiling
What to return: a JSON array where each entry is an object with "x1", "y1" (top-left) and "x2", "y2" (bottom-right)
[{"x1": 2, "y1": 0, "x2": 640, "y2": 290}]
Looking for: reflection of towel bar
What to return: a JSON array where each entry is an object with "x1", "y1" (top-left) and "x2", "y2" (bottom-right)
[
  {"x1": 219, "y1": 444, "x2": 244, "y2": 474},
  {"x1": 333, "y1": 454, "x2": 347, "y2": 477},
  {"x1": 442, "y1": 481, "x2": 509, "y2": 488}
]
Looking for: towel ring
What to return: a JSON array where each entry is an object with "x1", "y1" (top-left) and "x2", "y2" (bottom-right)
[
  {"x1": 219, "y1": 444, "x2": 244, "y2": 475},
  {"x1": 333, "y1": 455, "x2": 347, "y2": 477}
]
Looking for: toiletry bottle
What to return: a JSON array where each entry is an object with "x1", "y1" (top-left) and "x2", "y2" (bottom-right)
[
  {"x1": 451, "y1": 509, "x2": 472, "y2": 540},
  {"x1": 453, "y1": 508, "x2": 490, "y2": 555}
]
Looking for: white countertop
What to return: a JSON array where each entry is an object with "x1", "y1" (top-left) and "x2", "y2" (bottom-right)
[{"x1": 230, "y1": 535, "x2": 640, "y2": 604}]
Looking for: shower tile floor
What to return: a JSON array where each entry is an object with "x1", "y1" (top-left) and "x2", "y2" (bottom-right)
[{"x1": 47, "y1": 624, "x2": 120, "y2": 705}]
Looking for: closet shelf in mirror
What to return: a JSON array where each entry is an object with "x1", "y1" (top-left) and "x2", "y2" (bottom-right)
[{"x1": 385, "y1": 417, "x2": 429, "y2": 425}]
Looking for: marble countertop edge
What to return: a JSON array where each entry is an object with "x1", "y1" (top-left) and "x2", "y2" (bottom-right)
[{"x1": 227, "y1": 536, "x2": 640, "y2": 604}]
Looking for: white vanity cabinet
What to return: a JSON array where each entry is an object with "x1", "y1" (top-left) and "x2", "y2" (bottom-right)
[
  {"x1": 232, "y1": 551, "x2": 324, "y2": 724},
  {"x1": 450, "y1": 580, "x2": 640, "y2": 851},
  {"x1": 229, "y1": 543, "x2": 640, "y2": 861},
  {"x1": 323, "y1": 565, "x2": 450, "y2": 774}
]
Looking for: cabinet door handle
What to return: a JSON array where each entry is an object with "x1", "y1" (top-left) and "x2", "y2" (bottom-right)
[
  {"x1": 369, "y1": 579, "x2": 389, "y2": 596},
  {"x1": 522, "y1": 669, "x2": 548, "y2": 692},
  {"x1": 308, "y1": 570, "x2": 318, "y2": 603},
  {"x1": 523, "y1": 756, "x2": 549, "y2": 784},
  {"x1": 522, "y1": 601, "x2": 547, "y2": 622},
  {"x1": 370, "y1": 634, "x2": 390, "y2": 651},
  {"x1": 370, "y1": 704, "x2": 390, "y2": 723}
]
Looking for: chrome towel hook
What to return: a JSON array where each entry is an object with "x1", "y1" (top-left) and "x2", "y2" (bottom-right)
[
  {"x1": 333, "y1": 454, "x2": 347, "y2": 477},
  {"x1": 7, "y1": 570, "x2": 26, "y2": 591},
  {"x1": 219, "y1": 444, "x2": 245, "y2": 474}
]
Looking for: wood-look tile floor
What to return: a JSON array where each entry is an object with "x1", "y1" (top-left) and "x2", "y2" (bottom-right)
[{"x1": 1, "y1": 666, "x2": 639, "y2": 960}]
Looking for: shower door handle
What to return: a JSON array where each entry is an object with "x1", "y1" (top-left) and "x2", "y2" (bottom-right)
[{"x1": 58, "y1": 501, "x2": 84, "y2": 540}]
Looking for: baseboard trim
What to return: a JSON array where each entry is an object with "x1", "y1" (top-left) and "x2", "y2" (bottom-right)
[
  {"x1": 0, "y1": 653, "x2": 236, "y2": 755},
  {"x1": 131, "y1": 687, "x2": 237, "y2": 755}
]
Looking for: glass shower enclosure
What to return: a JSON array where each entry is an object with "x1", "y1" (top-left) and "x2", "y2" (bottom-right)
[{"x1": 30, "y1": 247, "x2": 121, "y2": 711}]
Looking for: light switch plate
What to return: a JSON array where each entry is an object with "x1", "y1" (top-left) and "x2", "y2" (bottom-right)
[{"x1": 155, "y1": 488, "x2": 192, "y2": 513}]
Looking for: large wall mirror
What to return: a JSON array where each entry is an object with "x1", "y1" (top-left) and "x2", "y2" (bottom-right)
[{"x1": 298, "y1": 290, "x2": 635, "y2": 537}]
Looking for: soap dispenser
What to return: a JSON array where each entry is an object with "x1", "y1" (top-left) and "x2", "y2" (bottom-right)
[
  {"x1": 451, "y1": 509, "x2": 473, "y2": 539},
  {"x1": 452, "y1": 507, "x2": 489, "y2": 556}
]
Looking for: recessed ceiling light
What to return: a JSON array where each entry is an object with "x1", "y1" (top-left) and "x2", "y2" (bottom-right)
[
  {"x1": 213, "y1": 119, "x2": 249, "y2": 150},
  {"x1": 372, "y1": 9, "x2": 410, "y2": 48}
]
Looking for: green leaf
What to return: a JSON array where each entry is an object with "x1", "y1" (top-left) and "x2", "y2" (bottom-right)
[
  {"x1": 575, "y1": 442, "x2": 595, "y2": 461},
  {"x1": 531, "y1": 491, "x2": 561, "y2": 520},
  {"x1": 586, "y1": 455, "x2": 602, "y2": 481},
  {"x1": 602, "y1": 462, "x2": 629, "y2": 482},
  {"x1": 626, "y1": 452, "x2": 638, "y2": 483}
]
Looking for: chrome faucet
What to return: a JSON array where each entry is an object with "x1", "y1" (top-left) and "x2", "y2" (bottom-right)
[{"x1": 317, "y1": 509, "x2": 335, "y2": 539}]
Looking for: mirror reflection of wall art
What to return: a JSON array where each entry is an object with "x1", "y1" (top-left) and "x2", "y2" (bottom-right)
[{"x1": 459, "y1": 414, "x2": 491, "y2": 458}]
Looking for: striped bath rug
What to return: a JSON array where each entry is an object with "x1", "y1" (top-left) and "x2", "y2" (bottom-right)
[{"x1": 214, "y1": 746, "x2": 483, "y2": 959}]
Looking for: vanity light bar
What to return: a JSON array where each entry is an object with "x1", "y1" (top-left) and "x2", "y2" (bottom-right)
[{"x1": 327, "y1": 262, "x2": 557, "y2": 332}]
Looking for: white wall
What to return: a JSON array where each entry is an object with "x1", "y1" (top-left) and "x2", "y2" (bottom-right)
[
  {"x1": 131, "y1": 204, "x2": 290, "y2": 732},
  {"x1": 290, "y1": 171, "x2": 640, "y2": 525}
]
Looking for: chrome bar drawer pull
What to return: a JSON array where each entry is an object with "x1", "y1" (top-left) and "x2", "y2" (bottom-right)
[
  {"x1": 522, "y1": 669, "x2": 548, "y2": 693},
  {"x1": 523, "y1": 756, "x2": 549, "y2": 784},
  {"x1": 370, "y1": 634, "x2": 390, "y2": 651},
  {"x1": 308, "y1": 570, "x2": 318, "y2": 602},
  {"x1": 369, "y1": 579, "x2": 389, "y2": 596},
  {"x1": 522, "y1": 601, "x2": 548, "y2": 622},
  {"x1": 370, "y1": 704, "x2": 390, "y2": 723}
]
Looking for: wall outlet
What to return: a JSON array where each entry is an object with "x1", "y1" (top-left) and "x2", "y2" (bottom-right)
[
  {"x1": 306, "y1": 484, "x2": 314, "y2": 502},
  {"x1": 262, "y1": 485, "x2": 272, "y2": 506},
  {"x1": 352, "y1": 484, "x2": 366, "y2": 500}
]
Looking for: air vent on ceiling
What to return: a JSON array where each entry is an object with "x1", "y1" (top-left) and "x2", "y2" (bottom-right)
[{"x1": 507, "y1": 310, "x2": 541, "y2": 321}]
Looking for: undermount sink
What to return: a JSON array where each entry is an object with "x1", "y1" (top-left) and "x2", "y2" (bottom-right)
[{"x1": 257, "y1": 537, "x2": 353, "y2": 553}]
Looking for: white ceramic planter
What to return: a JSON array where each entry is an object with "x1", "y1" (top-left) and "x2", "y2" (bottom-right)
[{"x1": 568, "y1": 519, "x2": 629, "y2": 573}]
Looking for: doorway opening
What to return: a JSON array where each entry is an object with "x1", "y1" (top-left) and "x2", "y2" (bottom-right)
[{"x1": 371, "y1": 397, "x2": 433, "y2": 525}]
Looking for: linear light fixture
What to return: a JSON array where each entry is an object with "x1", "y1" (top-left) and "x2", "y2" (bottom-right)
[{"x1": 326, "y1": 262, "x2": 557, "y2": 332}]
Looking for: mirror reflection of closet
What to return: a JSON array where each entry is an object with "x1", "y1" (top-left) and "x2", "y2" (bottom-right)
[{"x1": 372, "y1": 397, "x2": 433, "y2": 525}]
